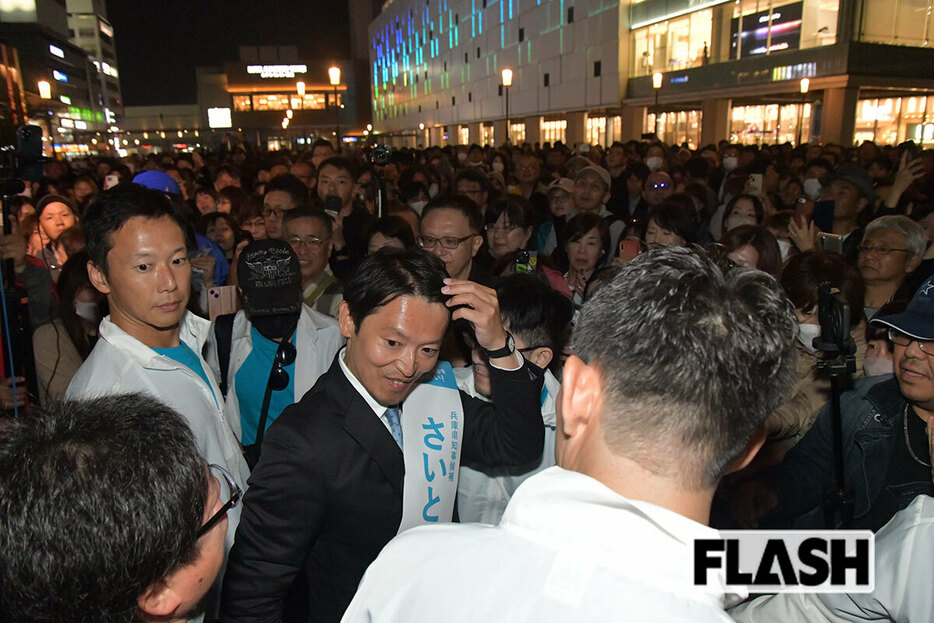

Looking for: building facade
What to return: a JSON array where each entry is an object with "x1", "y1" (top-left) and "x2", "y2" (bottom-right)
[
  {"x1": 66, "y1": 0, "x2": 123, "y2": 126},
  {"x1": 369, "y1": 0, "x2": 934, "y2": 148}
]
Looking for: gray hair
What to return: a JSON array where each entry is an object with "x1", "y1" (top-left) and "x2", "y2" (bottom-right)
[
  {"x1": 864, "y1": 215, "x2": 926, "y2": 258},
  {"x1": 572, "y1": 247, "x2": 797, "y2": 490}
]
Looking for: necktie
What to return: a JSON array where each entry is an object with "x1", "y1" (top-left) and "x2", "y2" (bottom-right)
[{"x1": 384, "y1": 406, "x2": 403, "y2": 450}]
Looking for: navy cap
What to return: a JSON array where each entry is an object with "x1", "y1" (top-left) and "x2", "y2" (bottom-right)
[{"x1": 871, "y1": 276, "x2": 934, "y2": 341}]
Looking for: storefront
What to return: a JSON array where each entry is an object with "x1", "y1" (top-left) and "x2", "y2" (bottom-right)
[
  {"x1": 730, "y1": 102, "x2": 812, "y2": 145},
  {"x1": 854, "y1": 95, "x2": 934, "y2": 146}
]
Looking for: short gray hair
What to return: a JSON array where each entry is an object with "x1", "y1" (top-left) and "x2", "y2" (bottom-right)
[
  {"x1": 572, "y1": 247, "x2": 797, "y2": 490},
  {"x1": 864, "y1": 215, "x2": 926, "y2": 258}
]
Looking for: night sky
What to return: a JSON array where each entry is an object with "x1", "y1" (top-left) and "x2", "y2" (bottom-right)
[{"x1": 106, "y1": 0, "x2": 351, "y2": 106}]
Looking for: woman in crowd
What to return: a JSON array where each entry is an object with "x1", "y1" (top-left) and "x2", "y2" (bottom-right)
[
  {"x1": 202, "y1": 212, "x2": 245, "y2": 264},
  {"x1": 194, "y1": 186, "x2": 218, "y2": 214},
  {"x1": 719, "y1": 225, "x2": 784, "y2": 277},
  {"x1": 35, "y1": 194, "x2": 78, "y2": 282},
  {"x1": 562, "y1": 212, "x2": 609, "y2": 306},
  {"x1": 644, "y1": 201, "x2": 697, "y2": 249},
  {"x1": 484, "y1": 195, "x2": 537, "y2": 263},
  {"x1": 217, "y1": 185, "x2": 249, "y2": 216},
  {"x1": 32, "y1": 251, "x2": 104, "y2": 405},
  {"x1": 365, "y1": 215, "x2": 416, "y2": 254},
  {"x1": 72, "y1": 175, "x2": 98, "y2": 215},
  {"x1": 721, "y1": 193, "x2": 765, "y2": 234},
  {"x1": 237, "y1": 195, "x2": 267, "y2": 241}
]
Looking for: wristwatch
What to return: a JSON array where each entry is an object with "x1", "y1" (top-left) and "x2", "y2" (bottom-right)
[{"x1": 485, "y1": 332, "x2": 516, "y2": 359}]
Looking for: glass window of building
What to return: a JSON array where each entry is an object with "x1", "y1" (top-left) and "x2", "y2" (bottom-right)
[
  {"x1": 646, "y1": 110, "x2": 703, "y2": 149},
  {"x1": 586, "y1": 116, "x2": 607, "y2": 146},
  {"x1": 542, "y1": 119, "x2": 567, "y2": 144},
  {"x1": 482, "y1": 123, "x2": 495, "y2": 146},
  {"x1": 253, "y1": 94, "x2": 290, "y2": 111},
  {"x1": 731, "y1": 0, "x2": 837, "y2": 60},
  {"x1": 859, "y1": 0, "x2": 933, "y2": 47},
  {"x1": 510, "y1": 122, "x2": 526, "y2": 144},
  {"x1": 730, "y1": 103, "x2": 812, "y2": 145},
  {"x1": 855, "y1": 96, "x2": 934, "y2": 146},
  {"x1": 631, "y1": 9, "x2": 713, "y2": 76},
  {"x1": 458, "y1": 125, "x2": 469, "y2": 144},
  {"x1": 233, "y1": 95, "x2": 252, "y2": 112}
]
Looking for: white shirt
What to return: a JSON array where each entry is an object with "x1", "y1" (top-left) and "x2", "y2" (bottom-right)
[
  {"x1": 205, "y1": 303, "x2": 344, "y2": 441},
  {"x1": 342, "y1": 467, "x2": 742, "y2": 623},
  {"x1": 66, "y1": 312, "x2": 249, "y2": 554},
  {"x1": 730, "y1": 494, "x2": 934, "y2": 622},
  {"x1": 454, "y1": 365, "x2": 561, "y2": 524}
]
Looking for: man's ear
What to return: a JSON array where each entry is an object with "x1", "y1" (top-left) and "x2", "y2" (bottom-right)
[
  {"x1": 470, "y1": 233, "x2": 483, "y2": 258},
  {"x1": 86, "y1": 260, "x2": 111, "y2": 295},
  {"x1": 724, "y1": 424, "x2": 767, "y2": 475},
  {"x1": 558, "y1": 355, "x2": 602, "y2": 440},
  {"x1": 337, "y1": 301, "x2": 356, "y2": 340},
  {"x1": 137, "y1": 580, "x2": 181, "y2": 620},
  {"x1": 527, "y1": 346, "x2": 553, "y2": 370}
]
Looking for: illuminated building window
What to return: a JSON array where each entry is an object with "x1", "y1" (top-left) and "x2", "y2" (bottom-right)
[
  {"x1": 252, "y1": 94, "x2": 290, "y2": 111},
  {"x1": 729, "y1": 104, "x2": 809, "y2": 146},
  {"x1": 542, "y1": 119, "x2": 567, "y2": 144},
  {"x1": 632, "y1": 9, "x2": 712, "y2": 76},
  {"x1": 233, "y1": 95, "x2": 252, "y2": 112},
  {"x1": 586, "y1": 116, "x2": 606, "y2": 146},
  {"x1": 859, "y1": 0, "x2": 932, "y2": 48},
  {"x1": 459, "y1": 125, "x2": 470, "y2": 144},
  {"x1": 510, "y1": 122, "x2": 526, "y2": 143},
  {"x1": 731, "y1": 0, "x2": 837, "y2": 60},
  {"x1": 855, "y1": 96, "x2": 934, "y2": 146}
]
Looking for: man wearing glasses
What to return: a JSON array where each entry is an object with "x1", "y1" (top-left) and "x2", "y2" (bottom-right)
[
  {"x1": 283, "y1": 207, "x2": 344, "y2": 317},
  {"x1": 0, "y1": 394, "x2": 242, "y2": 623},
  {"x1": 263, "y1": 174, "x2": 309, "y2": 240},
  {"x1": 418, "y1": 195, "x2": 489, "y2": 285},
  {"x1": 734, "y1": 276, "x2": 934, "y2": 531}
]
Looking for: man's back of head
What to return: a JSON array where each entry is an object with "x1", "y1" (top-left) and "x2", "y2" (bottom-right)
[
  {"x1": 0, "y1": 394, "x2": 220, "y2": 623},
  {"x1": 566, "y1": 247, "x2": 797, "y2": 498}
]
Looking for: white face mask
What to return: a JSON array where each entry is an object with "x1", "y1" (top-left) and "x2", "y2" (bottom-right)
[
  {"x1": 408, "y1": 200, "x2": 427, "y2": 215},
  {"x1": 803, "y1": 178, "x2": 822, "y2": 200},
  {"x1": 796, "y1": 322, "x2": 822, "y2": 352},
  {"x1": 75, "y1": 300, "x2": 100, "y2": 325},
  {"x1": 724, "y1": 216, "x2": 757, "y2": 232},
  {"x1": 491, "y1": 161, "x2": 504, "y2": 172},
  {"x1": 646, "y1": 156, "x2": 663, "y2": 172},
  {"x1": 863, "y1": 356, "x2": 895, "y2": 377},
  {"x1": 722, "y1": 156, "x2": 739, "y2": 171},
  {"x1": 428, "y1": 182, "x2": 439, "y2": 198},
  {"x1": 777, "y1": 238, "x2": 792, "y2": 263}
]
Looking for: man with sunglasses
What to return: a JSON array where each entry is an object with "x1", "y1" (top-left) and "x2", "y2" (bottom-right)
[
  {"x1": 207, "y1": 239, "x2": 343, "y2": 468},
  {"x1": 734, "y1": 276, "x2": 934, "y2": 531},
  {"x1": 0, "y1": 394, "x2": 240, "y2": 623}
]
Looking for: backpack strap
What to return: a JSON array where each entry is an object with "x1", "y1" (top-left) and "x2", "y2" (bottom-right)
[{"x1": 214, "y1": 312, "x2": 236, "y2": 397}]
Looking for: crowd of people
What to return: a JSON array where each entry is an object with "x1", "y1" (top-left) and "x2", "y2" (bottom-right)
[{"x1": 0, "y1": 133, "x2": 933, "y2": 622}]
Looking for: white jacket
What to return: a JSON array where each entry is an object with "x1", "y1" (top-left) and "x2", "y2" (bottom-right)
[
  {"x1": 730, "y1": 494, "x2": 934, "y2": 622},
  {"x1": 66, "y1": 312, "x2": 250, "y2": 553},
  {"x1": 343, "y1": 467, "x2": 741, "y2": 623},
  {"x1": 205, "y1": 304, "x2": 344, "y2": 442},
  {"x1": 454, "y1": 366, "x2": 561, "y2": 524}
]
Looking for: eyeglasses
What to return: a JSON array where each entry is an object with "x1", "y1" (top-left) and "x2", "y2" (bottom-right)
[
  {"x1": 888, "y1": 328, "x2": 934, "y2": 355},
  {"x1": 858, "y1": 245, "x2": 911, "y2": 255},
  {"x1": 243, "y1": 218, "x2": 265, "y2": 228},
  {"x1": 485, "y1": 223, "x2": 524, "y2": 234},
  {"x1": 287, "y1": 235, "x2": 328, "y2": 249},
  {"x1": 270, "y1": 339, "x2": 297, "y2": 391},
  {"x1": 197, "y1": 464, "x2": 242, "y2": 538},
  {"x1": 263, "y1": 207, "x2": 286, "y2": 219},
  {"x1": 417, "y1": 234, "x2": 476, "y2": 250}
]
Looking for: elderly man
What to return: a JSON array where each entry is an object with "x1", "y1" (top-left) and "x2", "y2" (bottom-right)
[
  {"x1": 858, "y1": 215, "x2": 925, "y2": 320},
  {"x1": 282, "y1": 207, "x2": 343, "y2": 318},
  {"x1": 342, "y1": 247, "x2": 798, "y2": 622}
]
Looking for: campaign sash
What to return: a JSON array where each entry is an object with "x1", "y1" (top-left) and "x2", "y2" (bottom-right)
[{"x1": 398, "y1": 361, "x2": 464, "y2": 533}]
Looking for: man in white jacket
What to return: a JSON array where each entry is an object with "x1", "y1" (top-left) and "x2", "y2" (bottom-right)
[
  {"x1": 342, "y1": 247, "x2": 799, "y2": 622},
  {"x1": 66, "y1": 184, "x2": 249, "y2": 558},
  {"x1": 455, "y1": 273, "x2": 571, "y2": 524},
  {"x1": 205, "y1": 239, "x2": 344, "y2": 456}
]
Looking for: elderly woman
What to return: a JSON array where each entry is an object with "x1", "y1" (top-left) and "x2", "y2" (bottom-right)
[{"x1": 858, "y1": 215, "x2": 925, "y2": 321}]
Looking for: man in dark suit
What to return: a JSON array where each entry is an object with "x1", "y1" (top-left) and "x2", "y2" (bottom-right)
[{"x1": 220, "y1": 248, "x2": 545, "y2": 623}]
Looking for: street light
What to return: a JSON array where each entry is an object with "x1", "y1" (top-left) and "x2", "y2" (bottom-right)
[
  {"x1": 296, "y1": 81, "x2": 305, "y2": 98},
  {"x1": 797, "y1": 78, "x2": 810, "y2": 146},
  {"x1": 286, "y1": 109, "x2": 293, "y2": 120},
  {"x1": 37, "y1": 80, "x2": 51, "y2": 99},
  {"x1": 501, "y1": 68, "x2": 513, "y2": 144},
  {"x1": 652, "y1": 72, "x2": 663, "y2": 139},
  {"x1": 329, "y1": 66, "x2": 341, "y2": 145}
]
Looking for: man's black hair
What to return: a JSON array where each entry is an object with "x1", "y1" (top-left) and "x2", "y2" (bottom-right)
[
  {"x1": 82, "y1": 183, "x2": 188, "y2": 278},
  {"x1": 282, "y1": 206, "x2": 334, "y2": 238},
  {"x1": 317, "y1": 157, "x2": 355, "y2": 179},
  {"x1": 0, "y1": 394, "x2": 207, "y2": 622},
  {"x1": 422, "y1": 194, "x2": 484, "y2": 235},
  {"x1": 496, "y1": 274, "x2": 572, "y2": 352},
  {"x1": 454, "y1": 166, "x2": 492, "y2": 193},
  {"x1": 264, "y1": 173, "x2": 309, "y2": 210},
  {"x1": 213, "y1": 164, "x2": 241, "y2": 182},
  {"x1": 343, "y1": 248, "x2": 450, "y2": 331}
]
